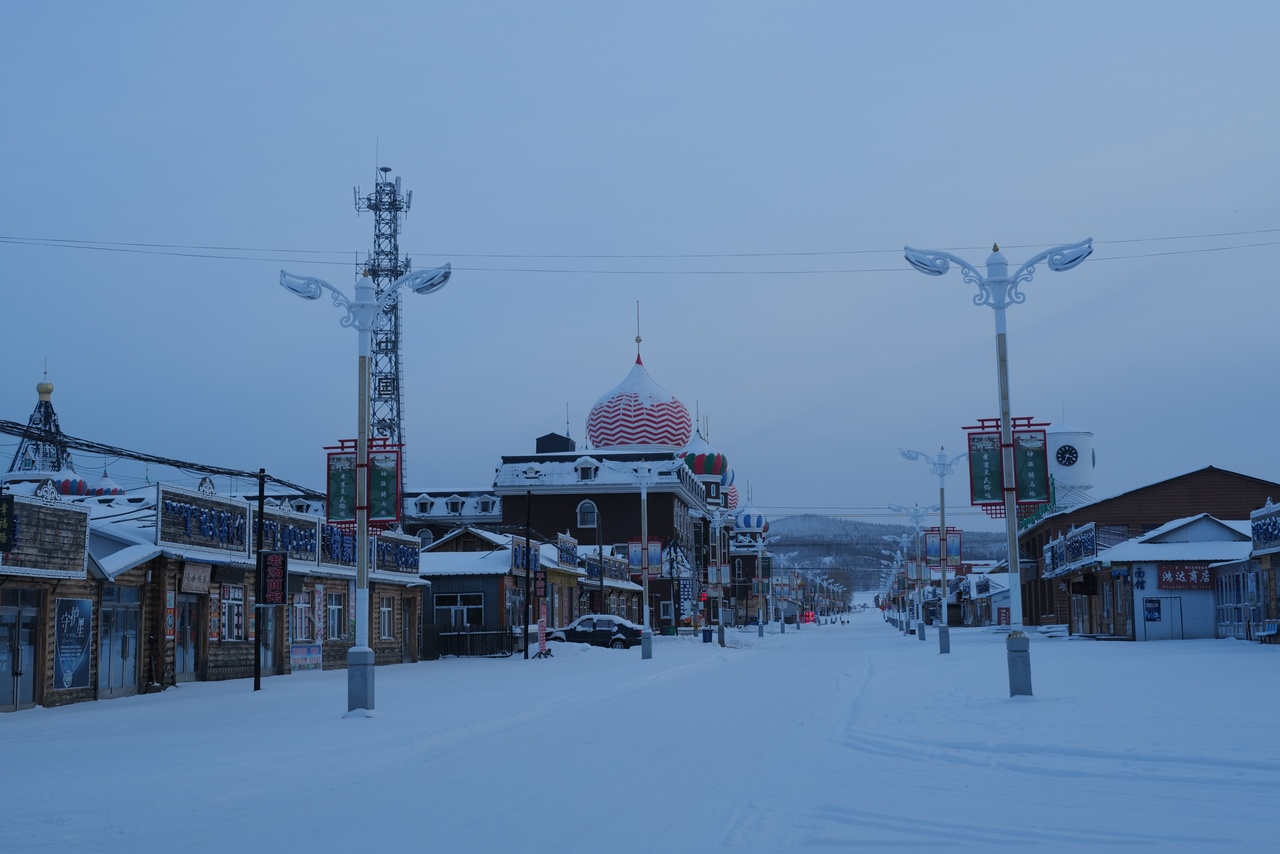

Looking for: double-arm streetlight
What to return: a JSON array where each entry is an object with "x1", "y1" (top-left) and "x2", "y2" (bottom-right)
[
  {"x1": 905, "y1": 239, "x2": 1092, "y2": 692},
  {"x1": 899, "y1": 447, "x2": 966, "y2": 653},
  {"x1": 280, "y1": 262, "x2": 451, "y2": 715},
  {"x1": 610, "y1": 460, "x2": 681, "y2": 659}
]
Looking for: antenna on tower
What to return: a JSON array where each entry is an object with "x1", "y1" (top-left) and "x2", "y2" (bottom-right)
[
  {"x1": 354, "y1": 165, "x2": 415, "y2": 499},
  {"x1": 635, "y1": 301, "x2": 642, "y2": 358}
]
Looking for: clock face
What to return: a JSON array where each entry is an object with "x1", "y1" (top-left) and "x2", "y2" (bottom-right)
[{"x1": 1056, "y1": 445, "x2": 1078, "y2": 466}]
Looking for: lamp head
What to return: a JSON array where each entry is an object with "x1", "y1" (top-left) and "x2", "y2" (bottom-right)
[
  {"x1": 399, "y1": 263, "x2": 452, "y2": 295},
  {"x1": 1047, "y1": 238, "x2": 1094, "y2": 272},
  {"x1": 279, "y1": 270, "x2": 325, "y2": 300},
  {"x1": 904, "y1": 247, "x2": 948, "y2": 276}
]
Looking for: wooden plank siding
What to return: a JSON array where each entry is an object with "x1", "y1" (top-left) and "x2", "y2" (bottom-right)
[{"x1": 1018, "y1": 467, "x2": 1280, "y2": 626}]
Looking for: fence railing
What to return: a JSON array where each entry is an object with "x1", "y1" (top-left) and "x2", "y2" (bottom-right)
[{"x1": 429, "y1": 629, "x2": 514, "y2": 658}]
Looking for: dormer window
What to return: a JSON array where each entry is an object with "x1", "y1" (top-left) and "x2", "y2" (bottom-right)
[
  {"x1": 415, "y1": 497, "x2": 435, "y2": 515},
  {"x1": 446, "y1": 498, "x2": 464, "y2": 514},
  {"x1": 577, "y1": 500, "x2": 599, "y2": 529},
  {"x1": 477, "y1": 496, "x2": 496, "y2": 514},
  {"x1": 522, "y1": 465, "x2": 540, "y2": 479},
  {"x1": 577, "y1": 461, "x2": 598, "y2": 481}
]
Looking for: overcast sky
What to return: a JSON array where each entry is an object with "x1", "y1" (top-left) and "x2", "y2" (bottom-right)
[{"x1": 3, "y1": 2, "x2": 1278, "y2": 532}]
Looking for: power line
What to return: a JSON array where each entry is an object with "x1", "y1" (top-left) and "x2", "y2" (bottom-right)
[{"x1": 1, "y1": 229, "x2": 1278, "y2": 276}]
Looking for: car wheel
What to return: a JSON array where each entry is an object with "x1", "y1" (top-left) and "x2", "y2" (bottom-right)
[{"x1": 610, "y1": 639, "x2": 626, "y2": 649}]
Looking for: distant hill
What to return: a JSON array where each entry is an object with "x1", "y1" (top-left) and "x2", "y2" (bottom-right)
[{"x1": 764, "y1": 514, "x2": 1006, "y2": 592}]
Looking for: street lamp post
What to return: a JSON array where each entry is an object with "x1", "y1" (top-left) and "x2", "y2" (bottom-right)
[
  {"x1": 611, "y1": 461, "x2": 680, "y2": 660},
  {"x1": 279, "y1": 263, "x2": 451, "y2": 715},
  {"x1": 899, "y1": 447, "x2": 966, "y2": 654},
  {"x1": 755, "y1": 534, "x2": 780, "y2": 638},
  {"x1": 905, "y1": 238, "x2": 1092, "y2": 693}
]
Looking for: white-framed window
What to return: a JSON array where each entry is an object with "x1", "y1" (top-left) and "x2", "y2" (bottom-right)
[
  {"x1": 418, "y1": 529, "x2": 434, "y2": 548},
  {"x1": 576, "y1": 462, "x2": 598, "y2": 481},
  {"x1": 660, "y1": 600, "x2": 673, "y2": 620},
  {"x1": 292, "y1": 592, "x2": 313, "y2": 642},
  {"x1": 446, "y1": 498, "x2": 464, "y2": 514},
  {"x1": 437, "y1": 593, "x2": 484, "y2": 631},
  {"x1": 477, "y1": 496, "x2": 496, "y2": 513},
  {"x1": 327, "y1": 593, "x2": 346, "y2": 640},
  {"x1": 577, "y1": 500, "x2": 598, "y2": 529},
  {"x1": 415, "y1": 497, "x2": 435, "y2": 515},
  {"x1": 379, "y1": 596, "x2": 395, "y2": 639},
  {"x1": 221, "y1": 585, "x2": 245, "y2": 641}
]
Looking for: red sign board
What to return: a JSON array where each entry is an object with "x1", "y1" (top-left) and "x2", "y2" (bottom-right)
[{"x1": 259, "y1": 551, "x2": 288, "y2": 606}]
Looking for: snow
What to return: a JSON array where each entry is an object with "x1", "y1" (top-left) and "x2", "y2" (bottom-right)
[{"x1": 5, "y1": 609, "x2": 1278, "y2": 850}]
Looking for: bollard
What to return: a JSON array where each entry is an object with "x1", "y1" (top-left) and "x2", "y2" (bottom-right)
[
  {"x1": 917, "y1": 621, "x2": 926, "y2": 641},
  {"x1": 938, "y1": 623, "x2": 950, "y2": 654},
  {"x1": 1006, "y1": 631, "x2": 1033, "y2": 697},
  {"x1": 717, "y1": 624, "x2": 725, "y2": 646}
]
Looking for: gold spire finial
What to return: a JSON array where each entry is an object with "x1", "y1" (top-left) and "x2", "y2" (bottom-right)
[{"x1": 992, "y1": 243, "x2": 1000, "y2": 253}]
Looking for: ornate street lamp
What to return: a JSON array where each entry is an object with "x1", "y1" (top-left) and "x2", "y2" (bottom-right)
[
  {"x1": 904, "y1": 238, "x2": 1092, "y2": 694},
  {"x1": 899, "y1": 447, "x2": 966, "y2": 653},
  {"x1": 279, "y1": 263, "x2": 450, "y2": 714}
]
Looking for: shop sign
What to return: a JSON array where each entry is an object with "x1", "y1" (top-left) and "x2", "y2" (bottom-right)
[
  {"x1": 1251, "y1": 502, "x2": 1280, "y2": 554},
  {"x1": 374, "y1": 537, "x2": 419, "y2": 574},
  {"x1": 165, "y1": 590, "x2": 176, "y2": 641},
  {"x1": 260, "y1": 551, "x2": 288, "y2": 606},
  {"x1": 326, "y1": 452, "x2": 356, "y2": 523},
  {"x1": 54, "y1": 598, "x2": 93, "y2": 690},
  {"x1": 1157, "y1": 563, "x2": 1212, "y2": 590},
  {"x1": 1065, "y1": 523, "x2": 1097, "y2": 564},
  {"x1": 158, "y1": 484, "x2": 248, "y2": 556},
  {"x1": 368, "y1": 450, "x2": 400, "y2": 523},
  {"x1": 0, "y1": 496, "x2": 91, "y2": 577},
  {"x1": 290, "y1": 643, "x2": 322, "y2": 671},
  {"x1": 181, "y1": 564, "x2": 211, "y2": 594},
  {"x1": 1013, "y1": 431, "x2": 1049, "y2": 503},
  {"x1": 512, "y1": 537, "x2": 538, "y2": 574},
  {"x1": 258, "y1": 510, "x2": 319, "y2": 563},
  {"x1": 557, "y1": 534, "x2": 578, "y2": 569},
  {"x1": 0, "y1": 494, "x2": 13, "y2": 553},
  {"x1": 968, "y1": 433, "x2": 1002, "y2": 504}
]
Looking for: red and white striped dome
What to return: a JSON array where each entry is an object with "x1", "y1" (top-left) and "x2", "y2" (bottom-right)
[{"x1": 586, "y1": 355, "x2": 692, "y2": 449}]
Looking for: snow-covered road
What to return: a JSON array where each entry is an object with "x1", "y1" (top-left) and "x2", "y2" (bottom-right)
[{"x1": 4, "y1": 613, "x2": 1276, "y2": 851}]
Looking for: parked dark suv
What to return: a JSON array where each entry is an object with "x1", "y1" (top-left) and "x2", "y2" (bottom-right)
[{"x1": 548, "y1": 614, "x2": 643, "y2": 649}]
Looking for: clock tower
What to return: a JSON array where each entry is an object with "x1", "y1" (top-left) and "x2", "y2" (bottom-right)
[{"x1": 1047, "y1": 422, "x2": 1095, "y2": 507}]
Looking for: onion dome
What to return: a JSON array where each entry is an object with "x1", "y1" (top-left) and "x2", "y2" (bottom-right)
[
  {"x1": 52, "y1": 468, "x2": 89, "y2": 496},
  {"x1": 586, "y1": 355, "x2": 692, "y2": 449},
  {"x1": 90, "y1": 470, "x2": 126, "y2": 496},
  {"x1": 681, "y1": 431, "x2": 728, "y2": 478},
  {"x1": 735, "y1": 499, "x2": 767, "y2": 533},
  {"x1": 725, "y1": 484, "x2": 739, "y2": 510}
]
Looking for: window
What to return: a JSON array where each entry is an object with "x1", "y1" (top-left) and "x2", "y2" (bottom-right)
[
  {"x1": 221, "y1": 585, "x2": 245, "y2": 641},
  {"x1": 436, "y1": 593, "x2": 484, "y2": 631},
  {"x1": 446, "y1": 498, "x2": 464, "y2": 514},
  {"x1": 327, "y1": 593, "x2": 346, "y2": 640},
  {"x1": 379, "y1": 596, "x2": 395, "y2": 639},
  {"x1": 660, "y1": 601, "x2": 673, "y2": 620},
  {"x1": 577, "y1": 500, "x2": 598, "y2": 529},
  {"x1": 415, "y1": 497, "x2": 435, "y2": 515},
  {"x1": 477, "y1": 497, "x2": 495, "y2": 513},
  {"x1": 418, "y1": 529, "x2": 434, "y2": 548},
  {"x1": 577, "y1": 462, "x2": 598, "y2": 481},
  {"x1": 292, "y1": 592, "x2": 313, "y2": 642}
]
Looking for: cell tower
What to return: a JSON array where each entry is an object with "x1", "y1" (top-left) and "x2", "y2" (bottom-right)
[{"x1": 355, "y1": 166, "x2": 413, "y2": 498}]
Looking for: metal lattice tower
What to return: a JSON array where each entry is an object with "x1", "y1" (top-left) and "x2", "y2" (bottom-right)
[{"x1": 355, "y1": 166, "x2": 413, "y2": 498}]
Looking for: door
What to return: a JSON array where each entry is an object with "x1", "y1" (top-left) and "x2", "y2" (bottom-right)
[
  {"x1": 98, "y1": 603, "x2": 140, "y2": 698},
  {"x1": 1, "y1": 606, "x2": 39, "y2": 712},
  {"x1": 259, "y1": 608, "x2": 278, "y2": 677},
  {"x1": 401, "y1": 600, "x2": 414, "y2": 663},
  {"x1": 175, "y1": 594, "x2": 201, "y2": 682}
]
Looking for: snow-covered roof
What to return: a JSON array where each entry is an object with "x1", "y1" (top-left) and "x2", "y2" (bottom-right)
[{"x1": 418, "y1": 548, "x2": 514, "y2": 577}]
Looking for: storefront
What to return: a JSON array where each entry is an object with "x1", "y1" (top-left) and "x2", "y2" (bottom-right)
[{"x1": 0, "y1": 492, "x2": 93, "y2": 712}]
